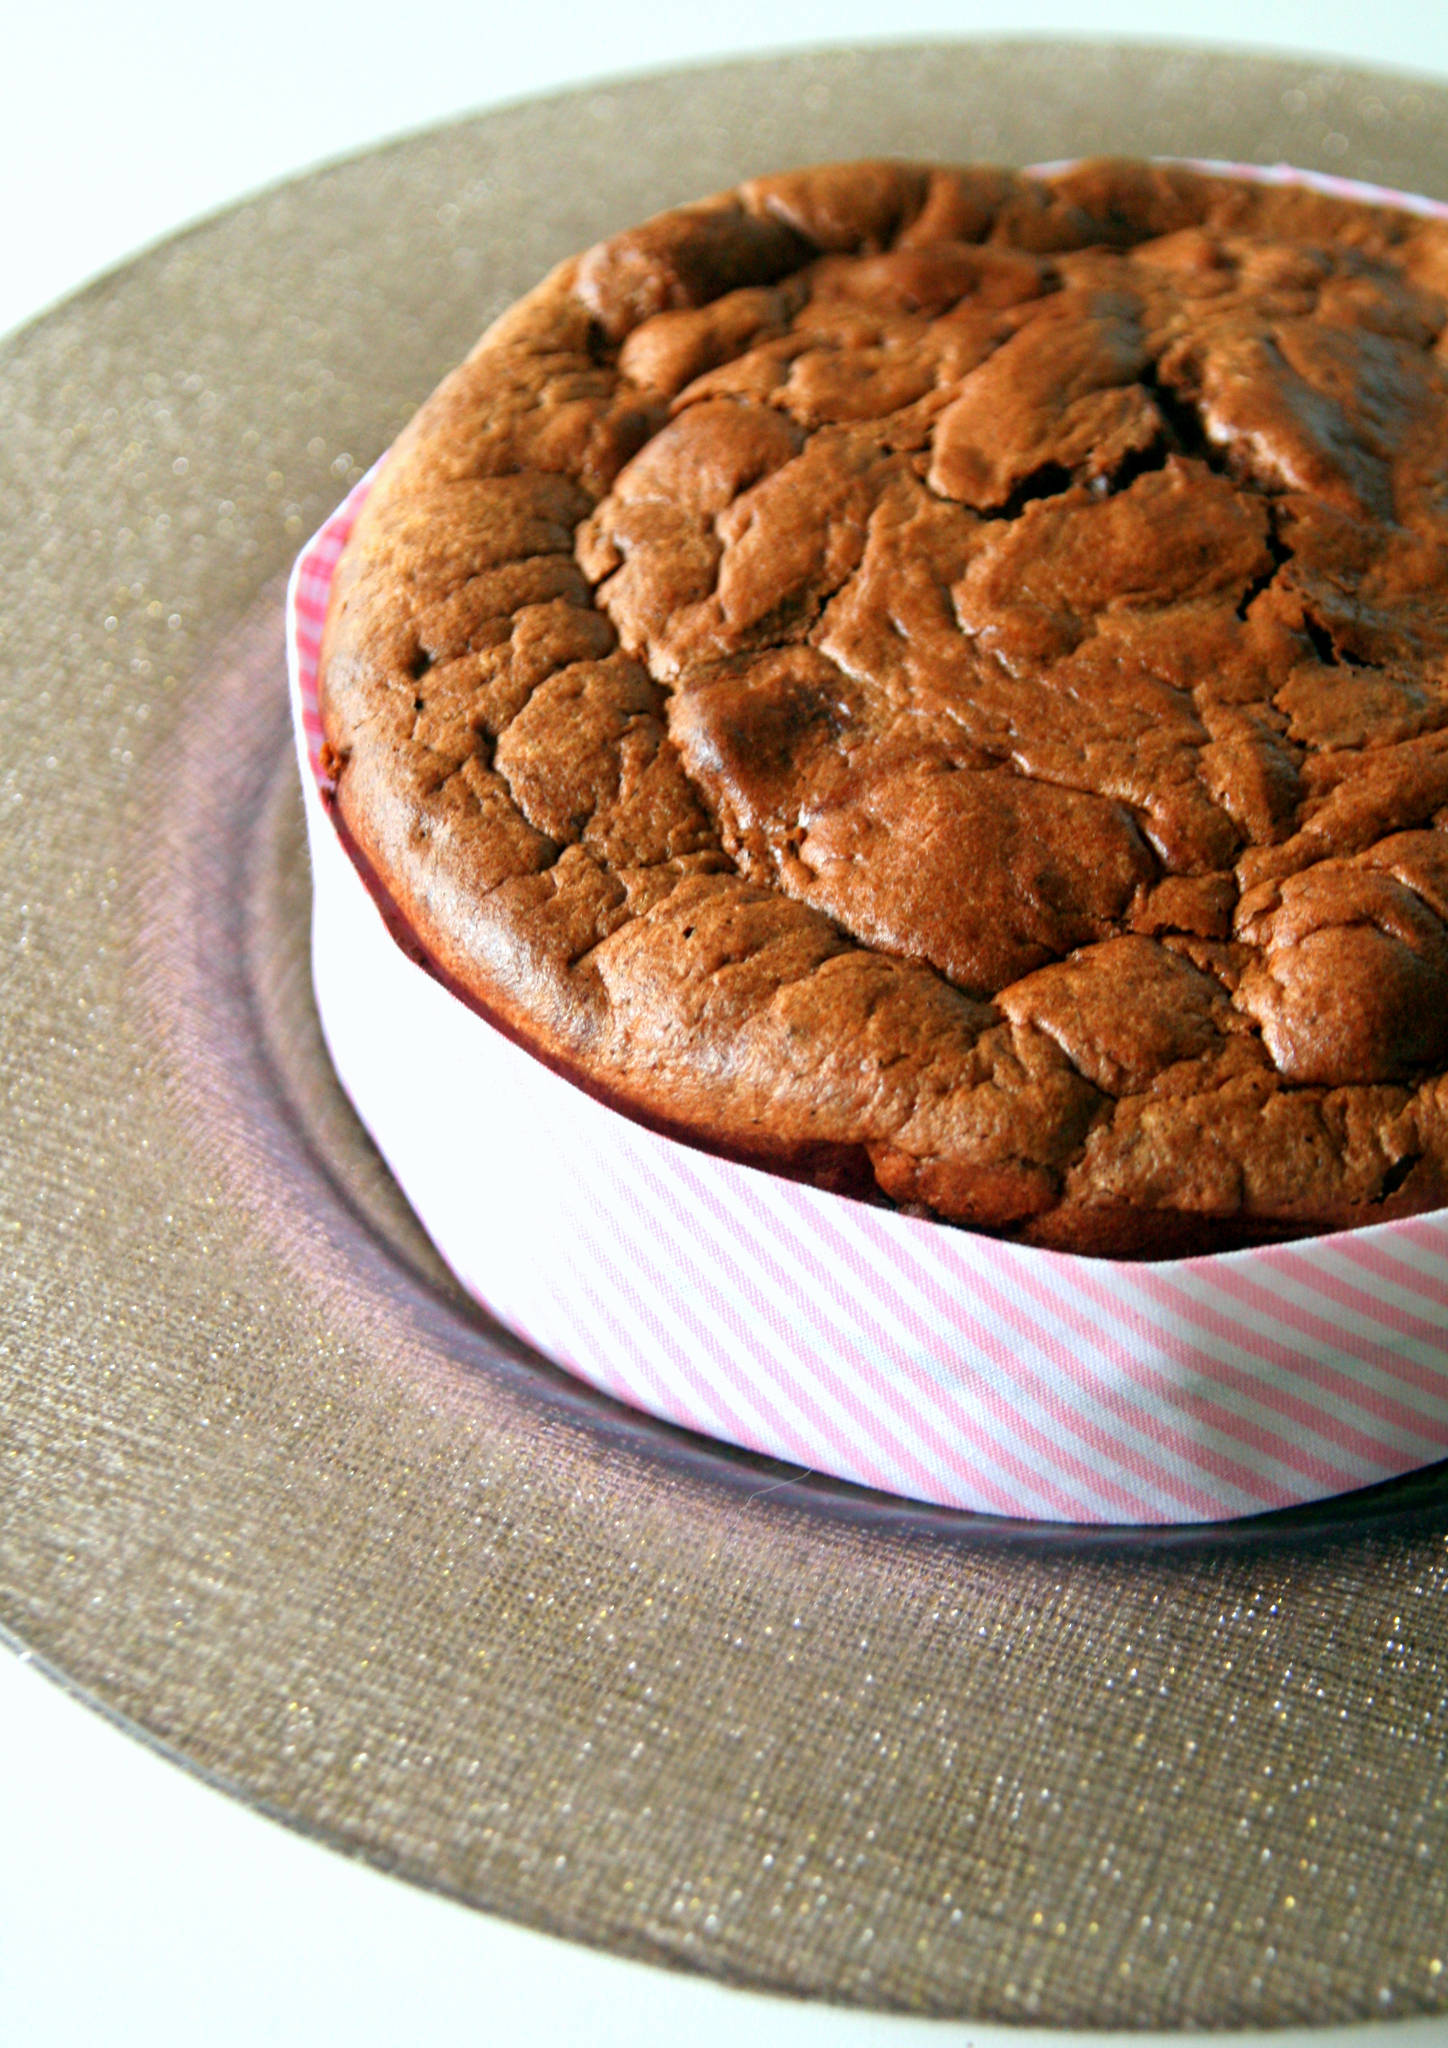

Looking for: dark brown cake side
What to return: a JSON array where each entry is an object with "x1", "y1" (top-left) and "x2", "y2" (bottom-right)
[{"x1": 318, "y1": 157, "x2": 1448, "y2": 1257}]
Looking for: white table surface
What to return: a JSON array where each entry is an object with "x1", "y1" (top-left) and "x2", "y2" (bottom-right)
[{"x1": 8, "y1": 4, "x2": 1448, "y2": 2041}]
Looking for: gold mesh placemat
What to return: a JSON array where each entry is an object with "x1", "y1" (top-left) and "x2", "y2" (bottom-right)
[{"x1": 5, "y1": 40, "x2": 1448, "y2": 2027}]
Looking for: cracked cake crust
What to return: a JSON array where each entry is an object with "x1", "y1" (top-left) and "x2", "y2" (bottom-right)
[{"x1": 318, "y1": 156, "x2": 1448, "y2": 1257}]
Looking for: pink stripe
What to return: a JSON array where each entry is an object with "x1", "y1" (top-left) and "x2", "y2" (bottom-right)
[
  {"x1": 665, "y1": 1147, "x2": 1084, "y2": 1517},
  {"x1": 562, "y1": 1163, "x2": 812, "y2": 1461},
  {"x1": 1383, "y1": 1214, "x2": 1448, "y2": 1260},
  {"x1": 1265, "y1": 1232, "x2": 1448, "y2": 1335},
  {"x1": 870, "y1": 1203, "x2": 1277, "y2": 1517},
  {"x1": 1308, "y1": 1234, "x2": 1448, "y2": 1350},
  {"x1": 963, "y1": 1232, "x2": 1325, "y2": 1504},
  {"x1": 694, "y1": 1171, "x2": 1094, "y2": 1510},
  {"x1": 1057, "y1": 1258, "x2": 1376, "y2": 1488},
  {"x1": 293, "y1": 478, "x2": 373, "y2": 777},
  {"x1": 806, "y1": 1198, "x2": 1182, "y2": 1517},
  {"x1": 573, "y1": 1130, "x2": 915, "y2": 1489},
  {"x1": 975, "y1": 1246, "x2": 1338, "y2": 1505},
  {"x1": 1178, "y1": 1258, "x2": 1448, "y2": 1438},
  {"x1": 537, "y1": 1152, "x2": 815, "y2": 1459},
  {"x1": 1126, "y1": 1265, "x2": 1425, "y2": 1467},
  {"x1": 543, "y1": 1255, "x2": 752, "y2": 1441},
  {"x1": 1332, "y1": 1225, "x2": 1448, "y2": 1306},
  {"x1": 615, "y1": 1138, "x2": 1008, "y2": 1504},
  {"x1": 496, "y1": 1265, "x2": 635, "y2": 1407}
]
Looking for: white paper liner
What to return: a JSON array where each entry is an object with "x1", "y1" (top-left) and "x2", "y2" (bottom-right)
[{"x1": 287, "y1": 161, "x2": 1448, "y2": 1526}]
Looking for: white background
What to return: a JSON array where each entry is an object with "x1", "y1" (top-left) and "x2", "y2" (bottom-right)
[{"x1": 7, "y1": 4, "x2": 1448, "y2": 2042}]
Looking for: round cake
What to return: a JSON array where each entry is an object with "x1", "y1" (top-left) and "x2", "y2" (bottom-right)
[{"x1": 317, "y1": 156, "x2": 1448, "y2": 1258}]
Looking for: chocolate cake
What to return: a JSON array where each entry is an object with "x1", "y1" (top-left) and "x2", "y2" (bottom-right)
[{"x1": 317, "y1": 157, "x2": 1448, "y2": 1257}]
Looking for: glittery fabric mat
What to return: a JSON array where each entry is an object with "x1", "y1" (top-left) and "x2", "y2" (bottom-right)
[{"x1": 5, "y1": 40, "x2": 1448, "y2": 2027}]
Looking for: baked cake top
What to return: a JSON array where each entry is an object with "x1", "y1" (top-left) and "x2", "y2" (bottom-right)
[{"x1": 318, "y1": 158, "x2": 1448, "y2": 1256}]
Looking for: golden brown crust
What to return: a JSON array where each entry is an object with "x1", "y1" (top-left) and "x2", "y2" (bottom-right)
[{"x1": 319, "y1": 157, "x2": 1448, "y2": 1255}]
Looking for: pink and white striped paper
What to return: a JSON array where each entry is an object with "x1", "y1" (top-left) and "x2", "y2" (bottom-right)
[{"x1": 287, "y1": 165, "x2": 1448, "y2": 1525}]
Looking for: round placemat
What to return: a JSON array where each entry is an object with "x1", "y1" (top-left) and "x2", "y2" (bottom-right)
[{"x1": 5, "y1": 39, "x2": 1448, "y2": 2028}]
